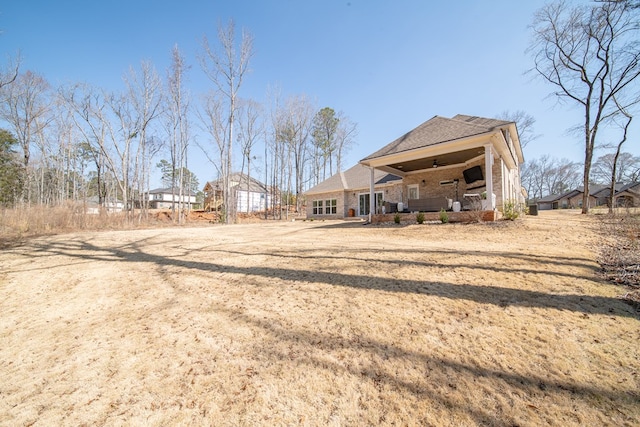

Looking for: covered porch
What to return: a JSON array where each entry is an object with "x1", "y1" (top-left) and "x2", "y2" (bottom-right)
[{"x1": 358, "y1": 115, "x2": 525, "y2": 223}]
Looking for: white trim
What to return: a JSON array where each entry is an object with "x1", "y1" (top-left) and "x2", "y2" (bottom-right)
[
  {"x1": 407, "y1": 184, "x2": 419, "y2": 200},
  {"x1": 359, "y1": 190, "x2": 384, "y2": 217},
  {"x1": 484, "y1": 144, "x2": 494, "y2": 210},
  {"x1": 361, "y1": 132, "x2": 494, "y2": 168}
]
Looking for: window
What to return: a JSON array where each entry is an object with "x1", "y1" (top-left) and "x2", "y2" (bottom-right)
[
  {"x1": 313, "y1": 199, "x2": 337, "y2": 215},
  {"x1": 408, "y1": 184, "x2": 419, "y2": 200},
  {"x1": 359, "y1": 192, "x2": 384, "y2": 216},
  {"x1": 312, "y1": 200, "x2": 323, "y2": 215},
  {"x1": 324, "y1": 199, "x2": 337, "y2": 215}
]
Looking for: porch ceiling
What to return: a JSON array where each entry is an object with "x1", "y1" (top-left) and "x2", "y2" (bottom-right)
[{"x1": 385, "y1": 147, "x2": 484, "y2": 174}]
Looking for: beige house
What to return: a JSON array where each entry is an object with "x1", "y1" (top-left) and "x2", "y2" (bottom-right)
[
  {"x1": 305, "y1": 114, "x2": 525, "y2": 221},
  {"x1": 304, "y1": 164, "x2": 402, "y2": 219},
  {"x1": 537, "y1": 182, "x2": 640, "y2": 210}
]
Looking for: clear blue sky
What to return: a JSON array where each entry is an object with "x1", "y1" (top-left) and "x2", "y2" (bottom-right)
[{"x1": 2, "y1": 0, "x2": 637, "y2": 187}]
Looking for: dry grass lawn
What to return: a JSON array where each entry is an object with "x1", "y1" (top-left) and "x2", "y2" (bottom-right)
[{"x1": 1, "y1": 210, "x2": 638, "y2": 426}]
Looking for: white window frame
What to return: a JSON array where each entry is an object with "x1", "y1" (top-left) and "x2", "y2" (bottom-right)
[
  {"x1": 324, "y1": 199, "x2": 337, "y2": 215},
  {"x1": 408, "y1": 184, "x2": 419, "y2": 200},
  {"x1": 358, "y1": 191, "x2": 384, "y2": 216},
  {"x1": 312, "y1": 200, "x2": 323, "y2": 215}
]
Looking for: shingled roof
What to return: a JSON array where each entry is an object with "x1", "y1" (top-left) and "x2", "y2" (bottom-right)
[
  {"x1": 305, "y1": 164, "x2": 401, "y2": 195},
  {"x1": 361, "y1": 115, "x2": 513, "y2": 161}
]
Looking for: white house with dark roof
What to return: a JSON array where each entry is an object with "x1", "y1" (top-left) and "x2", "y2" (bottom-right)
[
  {"x1": 147, "y1": 187, "x2": 197, "y2": 209},
  {"x1": 305, "y1": 114, "x2": 526, "y2": 221},
  {"x1": 203, "y1": 173, "x2": 274, "y2": 213}
]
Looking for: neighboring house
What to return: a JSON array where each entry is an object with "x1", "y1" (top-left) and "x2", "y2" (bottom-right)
[
  {"x1": 306, "y1": 114, "x2": 525, "y2": 219},
  {"x1": 85, "y1": 196, "x2": 125, "y2": 214},
  {"x1": 615, "y1": 182, "x2": 640, "y2": 207},
  {"x1": 147, "y1": 187, "x2": 197, "y2": 209},
  {"x1": 304, "y1": 164, "x2": 403, "y2": 219},
  {"x1": 537, "y1": 182, "x2": 640, "y2": 210},
  {"x1": 203, "y1": 173, "x2": 273, "y2": 213},
  {"x1": 537, "y1": 188, "x2": 589, "y2": 210}
]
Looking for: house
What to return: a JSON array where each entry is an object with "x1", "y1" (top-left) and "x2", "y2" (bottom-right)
[
  {"x1": 536, "y1": 188, "x2": 588, "y2": 210},
  {"x1": 147, "y1": 187, "x2": 197, "y2": 209},
  {"x1": 306, "y1": 114, "x2": 525, "y2": 221},
  {"x1": 537, "y1": 182, "x2": 640, "y2": 210},
  {"x1": 85, "y1": 196, "x2": 125, "y2": 214},
  {"x1": 304, "y1": 164, "x2": 403, "y2": 218},
  {"x1": 203, "y1": 173, "x2": 273, "y2": 213},
  {"x1": 615, "y1": 182, "x2": 640, "y2": 207}
]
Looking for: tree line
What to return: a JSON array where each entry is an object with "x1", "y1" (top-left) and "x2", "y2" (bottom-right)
[
  {"x1": 521, "y1": 152, "x2": 640, "y2": 202},
  {"x1": 0, "y1": 20, "x2": 357, "y2": 224}
]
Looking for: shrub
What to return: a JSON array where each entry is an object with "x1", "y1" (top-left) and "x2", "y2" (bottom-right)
[
  {"x1": 394, "y1": 213, "x2": 401, "y2": 224},
  {"x1": 503, "y1": 200, "x2": 522, "y2": 220},
  {"x1": 439, "y1": 208, "x2": 449, "y2": 223},
  {"x1": 416, "y1": 211, "x2": 425, "y2": 224}
]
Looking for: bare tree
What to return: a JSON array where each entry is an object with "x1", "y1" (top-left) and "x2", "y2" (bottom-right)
[
  {"x1": 0, "y1": 70, "x2": 51, "y2": 203},
  {"x1": 124, "y1": 60, "x2": 163, "y2": 221},
  {"x1": 591, "y1": 151, "x2": 640, "y2": 183},
  {"x1": 334, "y1": 112, "x2": 357, "y2": 174},
  {"x1": 0, "y1": 53, "x2": 20, "y2": 91},
  {"x1": 521, "y1": 154, "x2": 582, "y2": 200},
  {"x1": 497, "y1": 110, "x2": 540, "y2": 149},
  {"x1": 60, "y1": 84, "x2": 110, "y2": 208},
  {"x1": 605, "y1": 115, "x2": 632, "y2": 212},
  {"x1": 164, "y1": 45, "x2": 190, "y2": 224},
  {"x1": 63, "y1": 83, "x2": 137, "y2": 216},
  {"x1": 198, "y1": 90, "x2": 227, "y2": 180},
  {"x1": 529, "y1": 0, "x2": 640, "y2": 213},
  {"x1": 265, "y1": 87, "x2": 285, "y2": 219},
  {"x1": 200, "y1": 19, "x2": 253, "y2": 224},
  {"x1": 236, "y1": 98, "x2": 264, "y2": 213},
  {"x1": 276, "y1": 95, "x2": 314, "y2": 214}
]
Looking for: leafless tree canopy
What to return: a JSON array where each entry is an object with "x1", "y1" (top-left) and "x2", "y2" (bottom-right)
[
  {"x1": 497, "y1": 110, "x2": 540, "y2": 149},
  {"x1": 0, "y1": 53, "x2": 20, "y2": 91},
  {"x1": 0, "y1": 22, "x2": 360, "y2": 223},
  {"x1": 521, "y1": 155, "x2": 582, "y2": 201},
  {"x1": 200, "y1": 19, "x2": 254, "y2": 224},
  {"x1": 591, "y1": 152, "x2": 640, "y2": 183}
]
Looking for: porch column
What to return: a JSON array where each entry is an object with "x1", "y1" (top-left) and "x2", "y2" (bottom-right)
[
  {"x1": 484, "y1": 144, "x2": 494, "y2": 209},
  {"x1": 369, "y1": 167, "x2": 375, "y2": 223}
]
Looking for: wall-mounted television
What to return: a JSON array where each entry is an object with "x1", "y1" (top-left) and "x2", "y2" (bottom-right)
[{"x1": 463, "y1": 166, "x2": 483, "y2": 184}]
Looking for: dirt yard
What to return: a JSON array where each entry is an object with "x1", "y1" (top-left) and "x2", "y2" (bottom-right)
[{"x1": 1, "y1": 210, "x2": 638, "y2": 426}]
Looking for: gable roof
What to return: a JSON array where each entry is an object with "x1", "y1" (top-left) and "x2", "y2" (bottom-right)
[
  {"x1": 536, "y1": 187, "x2": 582, "y2": 203},
  {"x1": 536, "y1": 183, "x2": 640, "y2": 204},
  {"x1": 305, "y1": 164, "x2": 401, "y2": 195},
  {"x1": 205, "y1": 173, "x2": 268, "y2": 193},
  {"x1": 617, "y1": 181, "x2": 640, "y2": 193},
  {"x1": 149, "y1": 187, "x2": 196, "y2": 196},
  {"x1": 592, "y1": 183, "x2": 618, "y2": 196},
  {"x1": 361, "y1": 115, "x2": 514, "y2": 162}
]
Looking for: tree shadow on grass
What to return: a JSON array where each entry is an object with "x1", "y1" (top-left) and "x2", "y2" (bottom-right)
[
  {"x1": 15, "y1": 238, "x2": 639, "y2": 319},
  {"x1": 194, "y1": 246, "x2": 600, "y2": 282},
  {"x1": 216, "y1": 304, "x2": 640, "y2": 426}
]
